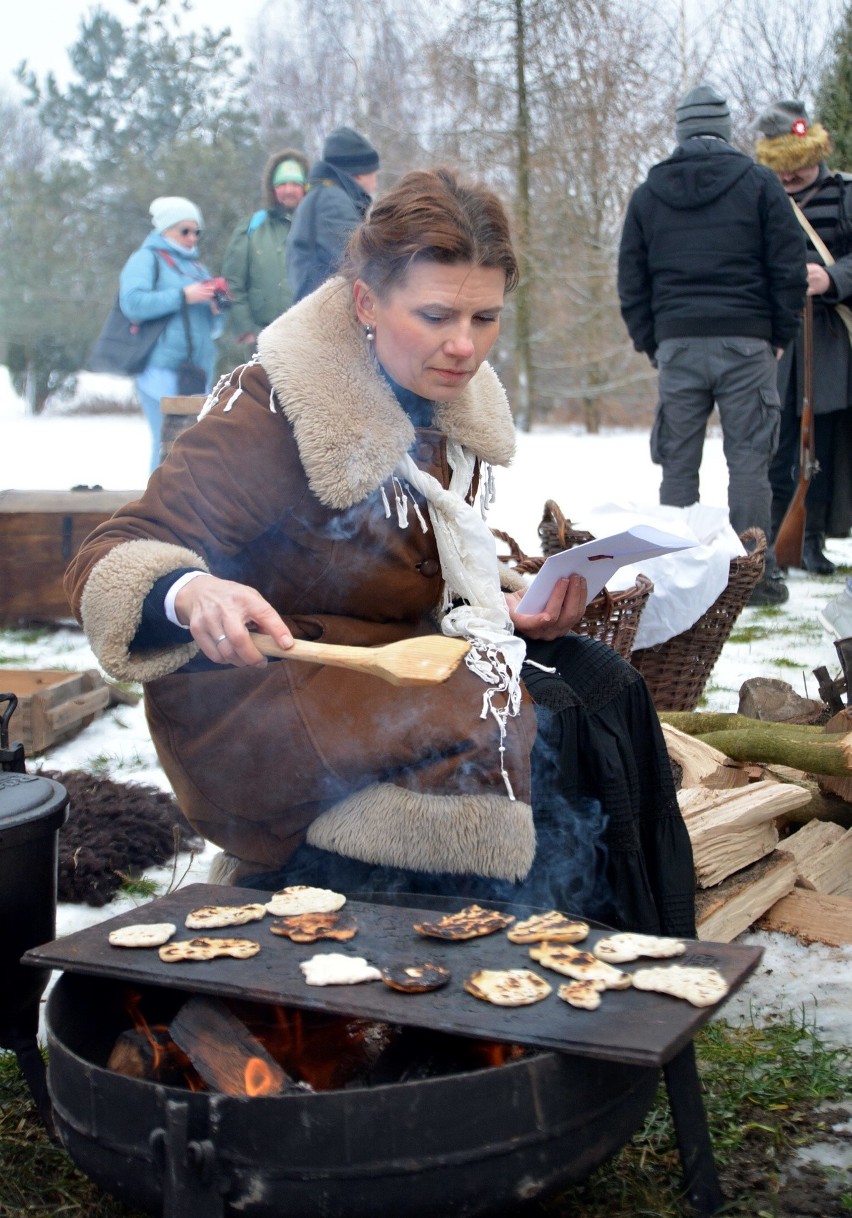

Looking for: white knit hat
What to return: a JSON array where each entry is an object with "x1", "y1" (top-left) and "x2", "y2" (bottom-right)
[{"x1": 149, "y1": 196, "x2": 203, "y2": 233}]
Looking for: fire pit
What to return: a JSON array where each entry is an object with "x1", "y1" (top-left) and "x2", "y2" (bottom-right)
[{"x1": 27, "y1": 885, "x2": 763, "y2": 1217}]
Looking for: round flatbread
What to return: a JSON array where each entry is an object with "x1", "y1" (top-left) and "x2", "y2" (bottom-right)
[
  {"x1": 269, "y1": 911, "x2": 359, "y2": 942},
  {"x1": 631, "y1": 965, "x2": 729, "y2": 1008},
  {"x1": 185, "y1": 903, "x2": 267, "y2": 930},
  {"x1": 381, "y1": 961, "x2": 452, "y2": 993},
  {"x1": 507, "y1": 912, "x2": 589, "y2": 944},
  {"x1": 265, "y1": 886, "x2": 347, "y2": 916},
  {"x1": 593, "y1": 932, "x2": 686, "y2": 964},
  {"x1": 557, "y1": 980, "x2": 606, "y2": 1010},
  {"x1": 414, "y1": 904, "x2": 515, "y2": 940},
  {"x1": 529, "y1": 943, "x2": 631, "y2": 989},
  {"x1": 299, "y1": 953, "x2": 381, "y2": 986},
  {"x1": 464, "y1": 968, "x2": 552, "y2": 1007},
  {"x1": 108, "y1": 922, "x2": 176, "y2": 949},
  {"x1": 158, "y1": 937, "x2": 260, "y2": 962}
]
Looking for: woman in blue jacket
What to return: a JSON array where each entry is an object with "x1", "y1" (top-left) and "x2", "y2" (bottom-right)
[{"x1": 120, "y1": 196, "x2": 225, "y2": 472}]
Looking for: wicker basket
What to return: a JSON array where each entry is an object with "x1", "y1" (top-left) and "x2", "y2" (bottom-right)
[
  {"x1": 493, "y1": 527, "x2": 653, "y2": 661},
  {"x1": 629, "y1": 526, "x2": 767, "y2": 711}
]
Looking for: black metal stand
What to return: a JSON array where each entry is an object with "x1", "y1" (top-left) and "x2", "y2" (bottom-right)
[
  {"x1": 664, "y1": 1043, "x2": 724, "y2": 1217},
  {"x1": 151, "y1": 1100, "x2": 225, "y2": 1218}
]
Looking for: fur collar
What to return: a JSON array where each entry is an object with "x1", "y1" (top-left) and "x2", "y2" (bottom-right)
[{"x1": 257, "y1": 278, "x2": 517, "y2": 509}]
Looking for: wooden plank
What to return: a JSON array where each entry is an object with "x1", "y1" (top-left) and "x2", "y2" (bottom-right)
[
  {"x1": 757, "y1": 888, "x2": 852, "y2": 947},
  {"x1": 695, "y1": 853, "x2": 797, "y2": 943},
  {"x1": 795, "y1": 827, "x2": 852, "y2": 898},
  {"x1": 0, "y1": 669, "x2": 110, "y2": 753},
  {"x1": 169, "y1": 995, "x2": 288, "y2": 1096},
  {"x1": 160, "y1": 395, "x2": 206, "y2": 415}
]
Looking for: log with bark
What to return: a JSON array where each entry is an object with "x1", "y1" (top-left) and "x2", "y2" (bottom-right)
[{"x1": 660, "y1": 713, "x2": 852, "y2": 777}]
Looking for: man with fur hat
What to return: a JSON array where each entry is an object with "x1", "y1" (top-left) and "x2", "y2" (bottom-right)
[
  {"x1": 618, "y1": 84, "x2": 807, "y2": 605},
  {"x1": 221, "y1": 148, "x2": 310, "y2": 346},
  {"x1": 756, "y1": 100, "x2": 852, "y2": 573},
  {"x1": 287, "y1": 126, "x2": 380, "y2": 304}
]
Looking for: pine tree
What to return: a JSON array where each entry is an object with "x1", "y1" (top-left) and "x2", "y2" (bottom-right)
[{"x1": 817, "y1": 4, "x2": 852, "y2": 170}]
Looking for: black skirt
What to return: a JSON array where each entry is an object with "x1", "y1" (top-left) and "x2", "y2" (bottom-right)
[{"x1": 242, "y1": 635, "x2": 696, "y2": 939}]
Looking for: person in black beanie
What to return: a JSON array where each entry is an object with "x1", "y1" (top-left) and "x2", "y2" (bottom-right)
[
  {"x1": 617, "y1": 84, "x2": 808, "y2": 605},
  {"x1": 755, "y1": 100, "x2": 852, "y2": 574},
  {"x1": 287, "y1": 126, "x2": 380, "y2": 304}
]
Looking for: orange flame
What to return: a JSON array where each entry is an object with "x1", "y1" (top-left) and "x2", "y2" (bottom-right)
[{"x1": 244, "y1": 1057, "x2": 280, "y2": 1097}]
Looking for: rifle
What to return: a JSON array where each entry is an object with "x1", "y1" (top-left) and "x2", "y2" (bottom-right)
[{"x1": 774, "y1": 295, "x2": 816, "y2": 569}]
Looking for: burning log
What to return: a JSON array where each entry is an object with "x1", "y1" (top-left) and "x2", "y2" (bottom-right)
[
  {"x1": 169, "y1": 996, "x2": 291, "y2": 1097},
  {"x1": 107, "y1": 1026, "x2": 193, "y2": 1085}
]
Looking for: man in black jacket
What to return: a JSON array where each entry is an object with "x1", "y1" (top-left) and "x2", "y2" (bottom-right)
[
  {"x1": 618, "y1": 85, "x2": 807, "y2": 604},
  {"x1": 287, "y1": 127, "x2": 380, "y2": 304},
  {"x1": 756, "y1": 100, "x2": 852, "y2": 575}
]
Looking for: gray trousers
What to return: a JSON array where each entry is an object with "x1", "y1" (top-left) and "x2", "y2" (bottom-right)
[{"x1": 651, "y1": 335, "x2": 781, "y2": 559}]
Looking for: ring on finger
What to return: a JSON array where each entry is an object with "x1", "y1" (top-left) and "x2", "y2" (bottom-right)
[{"x1": 214, "y1": 633, "x2": 228, "y2": 644}]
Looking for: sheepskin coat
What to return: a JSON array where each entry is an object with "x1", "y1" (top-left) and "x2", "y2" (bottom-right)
[{"x1": 65, "y1": 279, "x2": 537, "y2": 879}]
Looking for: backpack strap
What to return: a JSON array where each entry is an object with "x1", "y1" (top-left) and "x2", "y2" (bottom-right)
[{"x1": 247, "y1": 209, "x2": 268, "y2": 235}]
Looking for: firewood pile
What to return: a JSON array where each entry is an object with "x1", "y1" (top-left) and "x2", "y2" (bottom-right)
[{"x1": 662, "y1": 678, "x2": 852, "y2": 948}]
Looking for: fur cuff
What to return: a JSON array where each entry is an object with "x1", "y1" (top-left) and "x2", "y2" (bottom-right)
[
  {"x1": 79, "y1": 538, "x2": 208, "y2": 683},
  {"x1": 306, "y1": 782, "x2": 536, "y2": 881}
]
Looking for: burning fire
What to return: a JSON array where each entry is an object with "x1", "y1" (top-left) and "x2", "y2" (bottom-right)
[{"x1": 244, "y1": 1056, "x2": 280, "y2": 1097}]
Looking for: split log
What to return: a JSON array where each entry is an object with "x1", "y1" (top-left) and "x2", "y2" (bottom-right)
[
  {"x1": 680, "y1": 780, "x2": 811, "y2": 888},
  {"x1": 695, "y1": 852, "x2": 797, "y2": 943},
  {"x1": 756, "y1": 888, "x2": 852, "y2": 947},
  {"x1": 694, "y1": 728, "x2": 852, "y2": 777},
  {"x1": 169, "y1": 995, "x2": 289, "y2": 1096},
  {"x1": 662, "y1": 723, "x2": 748, "y2": 790},
  {"x1": 782, "y1": 824, "x2": 852, "y2": 897}
]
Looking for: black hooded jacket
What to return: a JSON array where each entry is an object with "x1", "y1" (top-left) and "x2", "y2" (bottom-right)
[
  {"x1": 286, "y1": 161, "x2": 372, "y2": 304},
  {"x1": 617, "y1": 137, "x2": 807, "y2": 359}
]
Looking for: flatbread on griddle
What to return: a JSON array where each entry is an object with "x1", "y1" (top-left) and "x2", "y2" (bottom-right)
[
  {"x1": 159, "y1": 937, "x2": 260, "y2": 962},
  {"x1": 529, "y1": 943, "x2": 631, "y2": 989},
  {"x1": 381, "y1": 961, "x2": 451, "y2": 993},
  {"x1": 299, "y1": 954, "x2": 381, "y2": 986},
  {"x1": 414, "y1": 904, "x2": 515, "y2": 940},
  {"x1": 269, "y1": 911, "x2": 359, "y2": 942},
  {"x1": 557, "y1": 979, "x2": 606, "y2": 1010},
  {"x1": 108, "y1": 922, "x2": 176, "y2": 948},
  {"x1": 593, "y1": 932, "x2": 686, "y2": 964},
  {"x1": 464, "y1": 968, "x2": 551, "y2": 1007},
  {"x1": 265, "y1": 886, "x2": 347, "y2": 916},
  {"x1": 507, "y1": 911, "x2": 589, "y2": 944},
  {"x1": 631, "y1": 965, "x2": 729, "y2": 1008},
  {"x1": 185, "y1": 903, "x2": 267, "y2": 929}
]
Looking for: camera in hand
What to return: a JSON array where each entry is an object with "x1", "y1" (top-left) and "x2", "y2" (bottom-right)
[{"x1": 209, "y1": 277, "x2": 232, "y2": 310}]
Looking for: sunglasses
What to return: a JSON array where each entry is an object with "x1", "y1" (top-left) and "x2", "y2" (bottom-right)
[{"x1": 179, "y1": 226, "x2": 202, "y2": 237}]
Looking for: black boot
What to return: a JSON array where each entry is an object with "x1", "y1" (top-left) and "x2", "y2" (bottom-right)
[{"x1": 802, "y1": 533, "x2": 836, "y2": 575}]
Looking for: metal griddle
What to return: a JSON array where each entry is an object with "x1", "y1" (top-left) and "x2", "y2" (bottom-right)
[{"x1": 24, "y1": 882, "x2": 762, "y2": 1068}]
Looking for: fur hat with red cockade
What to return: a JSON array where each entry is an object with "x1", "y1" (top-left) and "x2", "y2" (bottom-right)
[{"x1": 754, "y1": 100, "x2": 832, "y2": 172}]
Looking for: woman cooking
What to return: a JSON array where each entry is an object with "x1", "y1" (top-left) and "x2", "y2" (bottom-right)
[{"x1": 65, "y1": 169, "x2": 695, "y2": 938}]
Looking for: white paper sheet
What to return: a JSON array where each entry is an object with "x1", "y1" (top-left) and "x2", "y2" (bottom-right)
[{"x1": 515, "y1": 523, "x2": 698, "y2": 616}]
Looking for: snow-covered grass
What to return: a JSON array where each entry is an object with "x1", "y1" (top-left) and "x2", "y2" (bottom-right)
[{"x1": 2, "y1": 367, "x2": 851, "y2": 1050}]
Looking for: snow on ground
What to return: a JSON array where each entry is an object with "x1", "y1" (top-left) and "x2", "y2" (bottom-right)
[{"x1": 2, "y1": 369, "x2": 851, "y2": 1050}]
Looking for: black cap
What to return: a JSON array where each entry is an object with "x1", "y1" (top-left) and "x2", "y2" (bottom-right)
[{"x1": 322, "y1": 126, "x2": 380, "y2": 175}]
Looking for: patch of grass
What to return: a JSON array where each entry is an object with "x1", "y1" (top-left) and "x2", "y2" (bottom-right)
[
  {"x1": 541, "y1": 1014, "x2": 851, "y2": 1217},
  {"x1": 772, "y1": 657, "x2": 808, "y2": 669},
  {"x1": 84, "y1": 750, "x2": 146, "y2": 776},
  {"x1": 728, "y1": 624, "x2": 774, "y2": 644},
  {"x1": 115, "y1": 872, "x2": 162, "y2": 900}
]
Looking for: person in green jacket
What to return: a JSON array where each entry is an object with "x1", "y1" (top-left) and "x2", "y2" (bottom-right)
[{"x1": 221, "y1": 148, "x2": 310, "y2": 346}]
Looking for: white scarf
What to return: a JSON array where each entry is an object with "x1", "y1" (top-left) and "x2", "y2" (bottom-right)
[{"x1": 392, "y1": 441, "x2": 526, "y2": 798}]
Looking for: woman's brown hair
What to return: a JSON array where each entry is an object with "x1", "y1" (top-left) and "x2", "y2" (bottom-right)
[{"x1": 341, "y1": 167, "x2": 518, "y2": 296}]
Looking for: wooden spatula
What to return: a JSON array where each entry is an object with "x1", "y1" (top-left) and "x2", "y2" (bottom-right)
[{"x1": 252, "y1": 633, "x2": 470, "y2": 687}]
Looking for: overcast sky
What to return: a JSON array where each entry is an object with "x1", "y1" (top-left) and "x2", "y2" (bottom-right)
[{"x1": 1, "y1": 0, "x2": 267, "y2": 96}]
